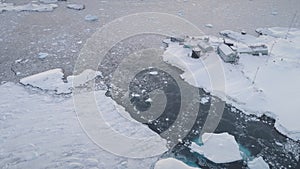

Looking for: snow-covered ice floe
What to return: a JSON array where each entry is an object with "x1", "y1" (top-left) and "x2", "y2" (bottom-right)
[
  {"x1": 1, "y1": 70, "x2": 167, "y2": 168},
  {"x1": 20, "y1": 68, "x2": 102, "y2": 94},
  {"x1": 154, "y1": 158, "x2": 198, "y2": 169},
  {"x1": 163, "y1": 27, "x2": 300, "y2": 140},
  {"x1": 0, "y1": 2, "x2": 58, "y2": 13},
  {"x1": 190, "y1": 133, "x2": 242, "y2": 163},
  {"x1": 247, "y1": 156, "x2": 270, "y2": 169}
]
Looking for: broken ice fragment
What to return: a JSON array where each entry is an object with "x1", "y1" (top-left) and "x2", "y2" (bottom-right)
[
  {"x1": 190, "y1": 132, "x2": 242, "y2": 163},
  {"x1": 145, "y1": 98, "x2": 152, "y2": 102},
  {"x1": 248, "y1": 157, "x2": 270, "y2": 169},
  {"x1": 40, "y1": 0, "x2": 58, "y2": 4},
  {"x1": 85, "y1": 14, "x2": 98, "y2": 21},
  {"x1": 149, "y1": 71, "x2": 158, "y2": 75},
  {"x1": 20, "y1": 68, "x2": 102, "y2": 94},
  {"x1": 200, "y1": 96, "x2": 209, "y2": 104},
  {"x1": 37, "y1": 52, "x2": 49, "y2": 59},
  {"x1": 205, "y1": 24, "x2": 213, "y2": 28},
  {"x1": 271, "y1": 11, "x2": 278, "y2": 16},
  {"x1": 0, "y1": 3, "x2": 59, "y2": 12},
  {"x1": 67, "y1": 4, "x2": 85, "y2": 10},
  {"x1": 154, "y1": 158, "x2": 198, "y2": 169}
]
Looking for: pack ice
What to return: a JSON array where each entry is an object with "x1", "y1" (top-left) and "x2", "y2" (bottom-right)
[{"x1": 0, "y1": 69, "x2": 167, "y2": 169}]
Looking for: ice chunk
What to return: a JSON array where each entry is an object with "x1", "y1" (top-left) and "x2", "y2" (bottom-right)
[
  {"x1": 40, "y1": 0, "x2": 58, "y2": 4},
  {"x1": 154, "y1": 158, "x2": 198, "y2": 169},
  {"x1": 200, "y1": 96, "x2": 209, "y2": 104},
  {"x1": 85, "y1": 14, "x2": 98, "y2": 21},
  {"x1": 205, "y1": 24, "x2": 213, "y2": 28},
  {"x1": 20, "y1": 68, "x2": 102, "y2": 94},
  {"x1": 248, "y1": 157, "x2": 270, "y2": 169},
  {"x1": 149, "y1": 71, "x2": 158, "y2": 75},
  {"x1": 0, "y1": 3, "x2": 58, "y2": 12},
  {"x1": 145, "y1": 98, "x2": 152, "y2": 102},
  {"x1": 190, "y1": 133, "x2": 242, "y2": 163},
  {"x1": 67, "y1": 4, "x2": 85, "y2": 10},
  {"x1": 37, "y1": 52, "x2": 49, "y2": 59}
]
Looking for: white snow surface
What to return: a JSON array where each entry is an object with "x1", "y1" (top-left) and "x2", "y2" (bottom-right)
[
  {"x1": 163, "y1": 27, "x2": 300, "y2": 140},
  {"x1": 0, "y1": 2, "x2": 58, "y2": 12},
  {"x1": 154, "y1": 158, "x2": 198, "y2": 169},
  {"x1": 248, "y1": 157, "x2": 270, "y2": 169},
  {"x1": 20, "y1": 68, "x2": 102, "y2": 94},
  {"x1": 0, "y1": 81, "x2": 167, "y2": 168},
  {"x1": 190, "y1": 132, "x2": 242, "y2": 164}
]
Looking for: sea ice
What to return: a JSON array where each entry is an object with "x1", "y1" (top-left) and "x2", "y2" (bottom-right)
[
  {"x1": 190, "y1": 133, "x2": 242, "y2": 163},
  {"x1": 154, "y1": 158, "x2": 198, "y2": 169},
  {"x1": 163, "y1": 27, "x2": 300, "y2": 140},
  {"x1": 37, "y1": 52, "x2": 49, "y2": 59},
  {"x1": 0, "y1": 82, "x2": 166, "y2": 168},
  {"x1": 205, "y1": 24, "x2": 213, "y2": 28},
  {"x1": 248, "y1": 157, "x2": 270, "y2": 169},
  {"x1": 0, "y1": 2, "x2": 58, "y2": 12},
  {"x1": 67, "y1": 4, "x2": 85, "y2": 10},
  {"x1": 40, "y1": 0, "x2": 58, "y2": 4},
  {"x1": 20, "y1": 68, "x2": 102, "y2": 94},
  {"x1": 85, "y1": 14, "x2": 98, "y2": 21}
]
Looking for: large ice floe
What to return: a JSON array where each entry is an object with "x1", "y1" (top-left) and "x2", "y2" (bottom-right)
[
  {"x1": 154, "y1": 158, "x2": 198, "y2": 169},
  {"x1": 163, "y1": 27, "x2": 300, "y2": 141},
  {"x1": 0, "y1": 69, "x2": 167, "y2": 168},
  {"x1": 20, "y1": 68, "x2": 102, "y2": 94},
  {"x1": 189, "y1": 133, "x2": 242, "y2": 164}
]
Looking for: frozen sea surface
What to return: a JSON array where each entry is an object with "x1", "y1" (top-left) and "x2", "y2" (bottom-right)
[
  {"x1": 0, "y1": 81, "x2": 166, "y2": 169},
  {"x1": 1, "y1": 0, "x2": 300, "y2": 168}
]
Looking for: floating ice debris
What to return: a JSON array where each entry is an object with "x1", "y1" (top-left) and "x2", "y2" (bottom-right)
[
  {"x1": 0, "y1": 3, "x2": 58, "y2": 12},
  {"x1": 67, "y1": 4, "x2": 85, "y2": 10},
  {"x1": 154, "y1": 158, "x2": 198, "y2": 169},
  {"x1": 20, "y1": 68, "x2": 102, "y2": 94},
  {"x1": 200, "y1": 96, "x2": 209, "y2": 104},
  {"x1": 190, "y1": 133, "x2": 242, "y2": 163},
  {"x1": 85, "y1": 14, "x2": 98, "y2": 21},
  {"x1": 149, "y1": 71, "x2": 158, "y2": 75},
  {"x1": 271, "y1": 11, "x2": 278, "y2": 16},
  {"x1": 40, "y1": 0, "x2": 58, "y2": 4},
  {"x1": 15, "y1": 59, "x2": 23, "y2": 63},
  {"x1": 131, "y1": 93, "x2": 140, "y2": 97},
  {"x1": 37, "y1": 52, "x2": 49, "y2": 59},
  {"x1": 145, "y1": 98, "x2": 152, "y2": 102},
  {"x1": 248, "y1": 157, "x2": 270, "y2": 169},
  {"x1": 205, "y1": 24, "x2": 213, "y2": 28}
]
